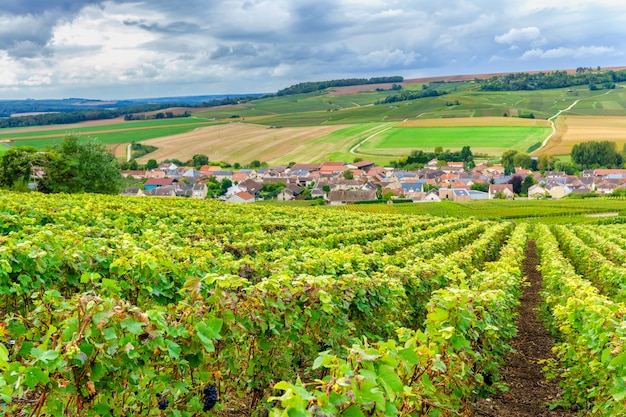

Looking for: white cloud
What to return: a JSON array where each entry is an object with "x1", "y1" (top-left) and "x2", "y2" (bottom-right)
[
  {"x1": 521, "y1": 45, "x2": 622, "y2": 60},
  {"x1": 360, "y1": 49, "x2": 419, "y2": 68},
  {"x1": 495, "y1": 27, "x2": 542, "y2": 44}
]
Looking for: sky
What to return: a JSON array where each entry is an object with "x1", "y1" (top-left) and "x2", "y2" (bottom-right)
[{"x1": 0, "y1": 0, "x2": 624, "y2": 100}]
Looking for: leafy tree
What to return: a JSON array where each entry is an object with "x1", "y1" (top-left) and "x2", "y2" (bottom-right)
[
  {"x1": 521, "y1": 175, "x2": 535, "y2": 195},
  {"x1": 508, "y1": 175, "x2": 523, "y2": 194},
  {"x1": 537, "y1": 154, "x2": 556, "y2": 172},
  {"x1": 129, "y1": 159, "x2": 139, "y2": 170},
  {"x1": 146, "y1": 159, "x2": 158, "y2": 170},
  {"x1": 322, "y1": 185, "x2": 331, "y2": 193},
  {"x1": 501, "y1": 150, "x2": 518, "y2": 175},
  {"x1": 221, "y1": 178, "x2": 232, "y2": 194},
  {"x1": 470, "y1": 182, "x2": 489, "y2": 192},
  {"x1": 259, "y1": 182, "x2": 286, "y2": 199},
  {"x1": 571, "y1": 141, "x2": 622, "y2": 168},
  {"x1": 192, "y1": 154, "x2": 209, "y2": 167},
  {"x1": 460, "y1": 146, "x2": 473, "y2": 162},
  {"x1": 38, "y1": 135, "x2": 122, "y2": 194},
  {"x1": 0, "y1": 146, "x2": 48, "y2": 189},
  {"x1": 513, "y1": 152, "x2": 532, "y2": 169},
  {"x1": 343, "y1": 169, "x2": 354, "y2": 180}
]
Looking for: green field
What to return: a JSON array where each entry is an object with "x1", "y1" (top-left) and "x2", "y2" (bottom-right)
[
  {"x1": 0, "y1": 117, "x2": 217, "y2": 148},
  {"x1": 357, "y1": 126, "x2": 549, "y2": 156},
  {"x1": 334, "y1": 197, "x2": 626, "y2": 224}
]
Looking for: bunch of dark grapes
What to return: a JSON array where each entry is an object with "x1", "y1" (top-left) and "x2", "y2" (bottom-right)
[
  {"x1": 157, "y1": 398, "x2": 169, "y2": 410},
  {"x1": 203, "y1": 384, "x2": 218, "y2": 412}
]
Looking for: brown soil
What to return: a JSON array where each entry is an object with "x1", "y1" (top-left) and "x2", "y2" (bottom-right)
[{"x1": 473, "y1": 240, "x2": 575, "y2": 417}]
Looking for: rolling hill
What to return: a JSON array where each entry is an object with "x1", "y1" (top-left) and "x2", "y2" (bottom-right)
[{"x1": 2, "y1": 67, "x2": 626, "y2": 164}]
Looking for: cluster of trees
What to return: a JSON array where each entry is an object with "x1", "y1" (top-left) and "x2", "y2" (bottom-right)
[
  {"x1": 197, "y1": 96, "x2": 261, "y2": 107},
  {"x1": 500, "y1": 150, "x2": 561, "y2": 174},
  {"x1": 0, "y1": 104, "x2": 177, "y2": 129},
  {"x1": 124, "y1": 111, "x2": 191, "y2": 121},
  {"x1": 571, "y1": 141, "x2": 623, "y2": 168},
  {"x1": 0, "y1": 135, "x2": 122, "y2": 194},
  {"x1": 376, "y1": 86, "x2": 446, "y2": 104},
  {"x1": 276, "y1": 76, "x2": 404, "y2": 96},
  {"x1": 479, "y1": 69, "x2": 626, "y2": 91},
  {"x1": 392, "y1": 146, "x2": 475, "y2": 170}
]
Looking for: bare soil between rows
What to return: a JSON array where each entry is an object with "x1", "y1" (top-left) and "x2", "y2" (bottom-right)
[{"x1": 473, "y1": 240, "x2": 576, "y2": 417}]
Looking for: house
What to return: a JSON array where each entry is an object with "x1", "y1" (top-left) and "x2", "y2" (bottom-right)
[
  {"x1": 595, "y1": 179, "x2": 620, "y2": 194},
  {"x1": 320, "y1": 161, "x2": 346, "y2": 175},
  {"x1": 468, "y1": 190, "x2": 489, "y2": 200},
  {"x1": 277, "y1": 184, "x2": 304, "y2": 201},
  {"x1": 121, "y1": 170, "x2": 146, "y2": 179},
  {"x1": 528, "y1": 184, "x2": 549, "y2": 199},
  {"x1": 145, "y1": 169, "x2": 166, "y2": 179},
  {"x1": 425, "y1": 159, "x2": 440, "y2": 170},
  {"x1": 350, "y1": 161, "x2": 376, "y2": 171},
  {"x1": 122, "y1": 188, "x2": 145, "y2": 197},
  {"x1": 227, "y1": 191, "x2": 255, "y2": 203},
  {"x1": 488, "y1": 184, "x2": 514, "y2": 199},
  {"x1": 231, "y1": 172, "x2": 249, "y2": 183},
  {"x1": 423, "y1": 189, "x2": 441, "y2": 202},
  {"x1": 544, "y1": 182, "x2": 571, "y2": 199},
  {"x1": 213, "y1": 171, "x2": 234, "y2": 182},
  {"x1": 191, "y1": 182, "x2": 208, "y2": 199},
  {"x1": 145, "y1": 185, "x2": 177, "y2": 197},
  {"x1": 399, "y1": 180, "x2": 426, "y2": 194},
  {"x1": 182, "y1": 168, "x2": 202, "y2": 180},
  {"x1": 176, "y1": 184, "x2": 194, "y2": 198},
  {"x1": 144, "y1": 178, "x2": 175, "y2": 191},
  {"x1": 239, "y1": 179, "x2": 263, "y2": 196},
  {"x1": 327, "y1": 189, "x2": 377, "y2": 205},
  {"x1": 439, "y1": 188, "x2": 471, "y2": 202}
]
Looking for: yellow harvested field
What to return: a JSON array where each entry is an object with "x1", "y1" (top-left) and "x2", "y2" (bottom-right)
[
  {"x1": 539, "y1": 116, "x2": 626, "y2": 155},
  {"x1": 398, "y1": 117, "x2": 550, "y2": 128},
  {"x1": 135, "y1": 123, "x2": 351, "y2": 164}
]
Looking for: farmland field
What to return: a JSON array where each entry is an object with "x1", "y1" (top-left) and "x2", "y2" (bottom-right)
[
  {"x1": 358, "y1": 124, "x2": 549, "y2": 156},
  {"x1": 1, "y1": 192, "x2": 625, "y2": 416},
  {"x1": 1, "y1": 78, "x2": 626, "y2": 163},
  {"x1": 135, "y1": 122, "x2": 360, "y2": 165},
  {"x1": 0, "y1": 117, "x2": 217, "y2": 148},
  {"x1": 539, "y1": 115, "x2": 626, "y2": 155}
]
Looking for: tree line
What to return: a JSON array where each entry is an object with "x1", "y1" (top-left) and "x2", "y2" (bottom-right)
[
  {"x1": 0, "y1": 104, "x2": 178, "y2": 129},
  {"x1": 391, "y1": 146, "x2": 474, "y2": 169},
  {"x1": 478, "y1": 69, "x2": 626, "y2": 91},
  {"x1": 376, "y1": 86, "x2": 446, "y2": 104},
  {"x1": 275, "y1": 76, "x2": 404, "y2": 96}
]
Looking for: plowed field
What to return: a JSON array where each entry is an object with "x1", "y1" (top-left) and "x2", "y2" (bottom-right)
[
  {"x1": 135, "y1": 123, "x2": 351, "y2": 164},
  {"x1": 539, "y1": 115, "x2": 626, "y2": 155}
]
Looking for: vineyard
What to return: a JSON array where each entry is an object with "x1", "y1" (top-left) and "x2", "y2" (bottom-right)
[{"x1": 0, "y1": 193, "x2": 624, "y2": 416}]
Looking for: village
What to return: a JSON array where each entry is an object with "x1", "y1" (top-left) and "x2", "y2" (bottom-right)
[{"x1": 118, "y1": 158, "x2": 626, "y2": 204}]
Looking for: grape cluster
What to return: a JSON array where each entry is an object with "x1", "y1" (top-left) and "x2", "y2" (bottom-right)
[
  {"x1": 203, "y1": 384, "x2": 218, "y2": 412},
  {"x1": 157, "y1": 398, "x2": 169, "y2": 410}
]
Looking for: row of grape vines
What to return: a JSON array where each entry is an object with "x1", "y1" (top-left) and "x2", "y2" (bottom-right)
[
  {"x1": 537, "y1": 224, "x2": 626, "y2": 416},
  {"x1": 0, "y1": 192, "x2": 532, "y2": 416}
]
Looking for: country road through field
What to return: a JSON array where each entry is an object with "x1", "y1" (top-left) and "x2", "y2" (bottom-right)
[
  {"x1": 349, "y1": 121, "x2": 404, "y2": 155},
  {"x1": 538, "y1": 89, "x2": 614, "y2": 150}
]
